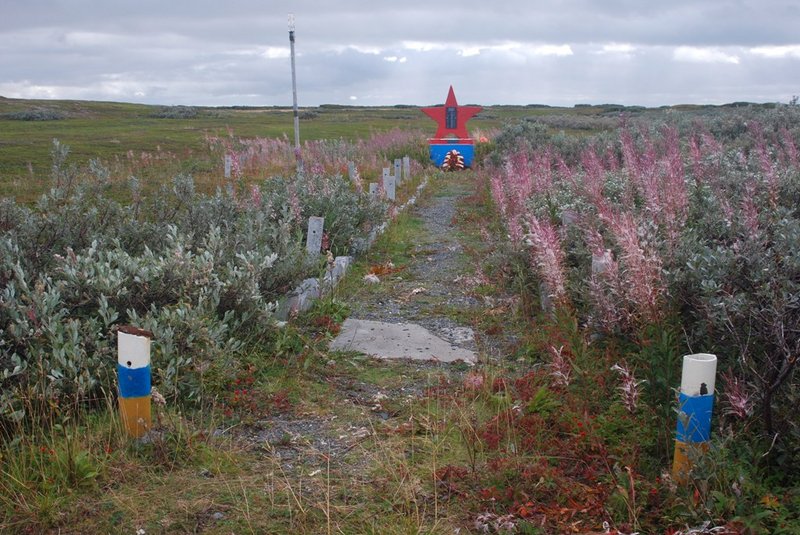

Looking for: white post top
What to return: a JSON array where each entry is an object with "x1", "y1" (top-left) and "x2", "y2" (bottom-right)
[
  {"x1": 118, "y1": 331, "x2": 151, "y2": 368},
  {"x1": 680, "y1": 353, "x2": 717, "y2": 396}
]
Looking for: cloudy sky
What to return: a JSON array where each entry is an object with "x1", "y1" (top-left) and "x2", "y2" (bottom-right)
[{"x1": 2, "y1": 0, "x2": 799, "y2": 107}]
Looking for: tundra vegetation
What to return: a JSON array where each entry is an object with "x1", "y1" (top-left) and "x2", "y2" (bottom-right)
[{"x1": 0, "y1": 98, "x2": 798, "y2": 533}]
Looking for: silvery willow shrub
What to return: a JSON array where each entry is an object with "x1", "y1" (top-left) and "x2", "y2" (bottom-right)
[
  {"x1": 4, "y1": 108, "x2": 67, "y2": 121},
  {"x1": 1, "y1": 143, "x2": 389, "y2": 422},
  {"x1": 669, "y1": 145, "x2": 800, "y2": 450},
  {"x1": 259, "y1": 172, "x2": 386, "y2": 256}
]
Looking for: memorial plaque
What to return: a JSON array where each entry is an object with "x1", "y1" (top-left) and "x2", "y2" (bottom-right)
[
  {"x1": 369, "y1": 182, "x2": 379, "y2": 197},
  {"x1": 561, "y1": 209, "x2": 579, "y2": 227},
  {"x1": 224, "y1": 154, "x2": 232, "y2": 178},
  {"x1": 592, "y1": 250, "x2": 613, "y2": 275},
  {"x1": 403, "y1": 156, "x2": 411, "y2": 180},
  {"x1": 383, "y1": 175, "x2": 396, "y2": 201},
  {"x1": 394, "y1": 159, "x2": 402, "y2": 182},
  {"x1": 306, "y1": 216, "x2": 325, "y2": 254},
  {"x1": 347, "y1": 161, "x2": 357, "y2": 181}
]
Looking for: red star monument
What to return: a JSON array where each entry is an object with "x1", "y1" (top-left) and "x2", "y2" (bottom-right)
[{"x1": 421, "y1": 86, "x2": 482, "y2": 140}]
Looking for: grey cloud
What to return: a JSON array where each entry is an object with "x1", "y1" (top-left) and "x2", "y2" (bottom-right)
[{"x1": 1, "y1": 0, "x2": 799, "y2": 106}]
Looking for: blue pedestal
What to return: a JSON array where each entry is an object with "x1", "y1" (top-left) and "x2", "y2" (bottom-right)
[{"x1": 429, "y1": 143, "x2": 475, "y2": 167}]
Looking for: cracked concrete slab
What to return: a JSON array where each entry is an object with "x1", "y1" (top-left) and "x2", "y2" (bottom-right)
[{"x1": 330, "y1": 318, "x2": 476, "y2": 365}]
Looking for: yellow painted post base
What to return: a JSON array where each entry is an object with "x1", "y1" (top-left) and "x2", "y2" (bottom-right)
[
  {"x1": 672, "y1": 441, "x2": 709, "y2": 484},
  {"x1": 119, "y1": 396, "x2": 152, "y2": 438}
]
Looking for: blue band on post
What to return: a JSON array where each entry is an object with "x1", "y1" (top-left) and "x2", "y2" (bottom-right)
[
  {"x1": 117, "y1": 364, "x2": 151, "y2": 398},
  {"x1": 676, "y1": 393, "x2": 714, "y2": 443}
]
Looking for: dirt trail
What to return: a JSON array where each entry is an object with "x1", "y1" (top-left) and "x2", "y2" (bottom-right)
[
  {"x1": 218, "y1": 174, "x2": 515, "y2": 533},
  {"x1": 346, "y1": 179, "x2": 482, "y2": 350},
  {"x1": 247, "y1": 178, "x2": 483, "y2": 456}
]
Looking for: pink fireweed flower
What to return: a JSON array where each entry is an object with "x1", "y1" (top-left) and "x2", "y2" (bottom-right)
[
  {"x1": 507, "y1": 217, "x2": 525, "y2": 245},
  {"x1": 620, "y1": 129, "x2": 643, "y2": 184},
  {"x1": 750, "y1": 122, "x2": 778, "y2": 207},
  {"x1": 780, "y1": 127, "x2": 799, "y2": 168},
  {"x1": 463, "y1": 372, "x2": 485, "y2": 392},
  {"x1": 586, "y1": 227, "x2": 624, "y2": 330},
  {"x1": 489, "y1": 166, "x2": 527, "y2": 246},
  {"x1": 549, "y1": 345, "x2": 571, "y2": 387},
  {"x1": 606, "y1": 212, "x2": 664, "y2": 324},
  {"x1": 351, "y1": 167, "x2": 364, "y2": 194},
  {"x1": 489, "y1": 172, "x2": 508, "y2": 219},
  {"x1": 587, "y1": 268, "x2": 624, "y2": 330},
  {"x1": 604, "y1": 145, "x2": 620, "y2": 173},
  {"x1": 740, "y1": 181, "x2": 760, "y2": 238},
  {"x1": 524, "y1": 214, "x2": 568, "y2": 305},
  {"x1": 688, "y1": 127, "x2": 723, "y2": 188},
  {"x1": 660, "y1": 126, "x2": 688, "y2": 245},
  {"x1": 229, "y1": 151, "x2": 241, "y2": 179},
  {"x1": 287, "y1": 183, "x2": 302, "y2": 222},
  {"x1": 611, "y1": 362, "x2": 645, "y2": 413},
  {"x1": 503, "y1": 154, "x2": 533, "y2": 221},
  {"x1": 581, "y1": 146, "x2": 606, "y2": 207},
  {"x1": 249, "y1": 184, "x2": 262, "y2": 208},
  {"x1": 531, "y1": 148, "x2": 553, "y2": 194},
  {"x1": 578, "y1": 146, "x2": 616, "y2": 222},
  {"x1": 689, "y1": 135, "x2": 703, "y2": 180},
  {"x1": 721, "y1": 370, "x2": 753, "y2": 419},
  {"x1": 620, "y1": 126, "x2": 689, "y2": 242}
]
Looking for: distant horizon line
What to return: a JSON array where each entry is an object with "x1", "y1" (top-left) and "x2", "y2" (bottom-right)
[{"x1": 1, "y1": 94, "x2": 791, "y2": 110}]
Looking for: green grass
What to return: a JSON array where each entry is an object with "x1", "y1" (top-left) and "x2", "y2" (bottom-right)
[{"x1": 0, "y1": 96, "x2": 656, "y2": 202}]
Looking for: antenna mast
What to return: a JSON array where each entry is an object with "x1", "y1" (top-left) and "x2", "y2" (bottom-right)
[{"x1": 288, "y1": 13, "x2": 301, "y2": 172}]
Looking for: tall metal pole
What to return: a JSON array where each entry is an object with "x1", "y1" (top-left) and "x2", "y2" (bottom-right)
[{"x1": 288, "y1": 13, "x2": 301, "y2": 173}]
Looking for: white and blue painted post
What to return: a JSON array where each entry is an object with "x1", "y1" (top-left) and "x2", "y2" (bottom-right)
[
  {"x1": 117, "y1": 326, "x2": 153, "y2": 438},
  {"x1": 673, "y1": 353, "x2": 717, "y2": 482}
]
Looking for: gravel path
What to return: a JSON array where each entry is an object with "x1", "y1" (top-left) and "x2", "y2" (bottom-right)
[
  {"x1": 235, "y1": 177, "x2": 516, "y2": 478},
  {"x1": 347, "y1": 182, "x2": 483, "y2": 353}
]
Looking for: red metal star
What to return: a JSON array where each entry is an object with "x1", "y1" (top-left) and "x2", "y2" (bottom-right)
[{"x1": 421, "y1": 86, "x2": 482, "y2": 140}]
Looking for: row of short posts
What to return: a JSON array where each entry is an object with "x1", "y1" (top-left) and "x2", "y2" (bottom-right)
[
  {"x1": 117, "y1": 157, "x2": 417, "y2": 438},
  {"x1": 355, "y1": 156, "x2": 411, "y2": 202},
  {"x1": 225, "y1": 154, "x2": 412, "y2": 202}
]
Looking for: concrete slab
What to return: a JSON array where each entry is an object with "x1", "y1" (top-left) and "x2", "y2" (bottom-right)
[
  {"x1": 330, "y1": 318, "x2": 476, "y2": 364},
  {"x1": 437, "y1": 326, "x2": 475, "y2": 345}
]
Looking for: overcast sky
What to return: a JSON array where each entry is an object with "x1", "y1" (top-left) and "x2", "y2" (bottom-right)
[{"x1": 2, "y1": 0, "x2": 799, "y2": 107}]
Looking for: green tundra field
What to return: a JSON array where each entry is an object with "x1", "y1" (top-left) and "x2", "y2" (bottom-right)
[
  {"x1": 0, "y1": 96, "x2": 728, "y2": 202},
  {"x1": 1, "y1": 94, "x2": 799, "y2": 533}
]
